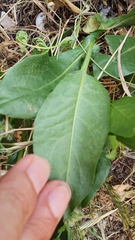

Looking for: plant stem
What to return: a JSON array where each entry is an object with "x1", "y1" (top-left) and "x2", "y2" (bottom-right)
[{"x1": 81, "y1": 32, "x2": 100, "y2": 74}]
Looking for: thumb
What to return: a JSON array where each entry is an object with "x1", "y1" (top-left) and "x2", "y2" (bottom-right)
[{"x1": 0, "y1": 154, "x2": 50, "y2": 240}]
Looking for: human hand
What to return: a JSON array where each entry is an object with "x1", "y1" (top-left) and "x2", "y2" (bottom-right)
[{"x1": 0, "y1": 154, "x2": 71, "y2": 240}]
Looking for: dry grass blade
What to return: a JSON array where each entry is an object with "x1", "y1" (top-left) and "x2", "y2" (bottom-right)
[
  {"x1": 0, "y1": 141, "x2": 32, "y2": 149},
  {"x1": 0, "y1": 25, "x2": 10, "y2": 40},
  {"x1": 117, "y1": 27, "x2": 132, "y2": 97},
  {"x1": 0, "y1": 128, "x2": 33, "y2": 137},
  {"x1": 79, "y1": 209, "x2": 117, "y2": 231},
  {"x1": 23, "y1": 129, "x2": 33, "y2": 157},
  {"x1": 97, "y1": 46, "x2": 120, "y2": 80}
]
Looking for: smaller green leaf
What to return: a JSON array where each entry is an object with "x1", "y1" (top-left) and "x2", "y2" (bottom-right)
[
  {"x1": 83, "y1": 16, "x2": 100, "y2": 34},
  {"x1": 106, "y1": 135, "x2": 119, "y2": 160},
  {"x1": 117, "y1": 134, "x2": 135, "y2": 150},
  {"x1": 81, "y1": 143, "x2": 110, "y2": 207},
  {"x1": 93, "y1": 35, "x2": 135, "y2": 79},
  {"x1": 93, "y1": 54, "x2": 118, "y2": 79},
  {"x1": 96, "y1": 6, "x2": 135, "y2": 29},
  {"x1": 16, "y1": 30, "x2": 29, "y2": 45},
  {"x1": 91, "y1": 44, "x2": 100, "y2": 59},
  {"x1": 0, "y1": 35, "x2": 93, "y2": 119},
  {"x1": 32, "y1": 37, "x2": 48, "y2": 53},
  {"x1": 16, "y1": 31, "x2": 29, "y2": 52},
  {"x1": 125, "y1": 74, "x2": 135, "y2": 97},
  {"x1": 110, "y1": 97, "x2": 135, "y2": 138}
]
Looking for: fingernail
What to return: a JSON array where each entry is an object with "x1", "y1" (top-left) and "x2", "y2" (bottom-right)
[
  {"x1": 47, "y1": 184, "x2": 71, "y2": 218},
  {"x1": 26, "y1": 156, "x2": 50, "y2": 194}
]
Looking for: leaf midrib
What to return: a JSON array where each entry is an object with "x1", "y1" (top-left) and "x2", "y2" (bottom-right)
[{"x1": 66, "y1": 71, "x2": 84, "y2": 182}]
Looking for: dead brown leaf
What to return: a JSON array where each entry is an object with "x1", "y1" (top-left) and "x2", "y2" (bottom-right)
[
  {"x1": 113, "y1": 184, "x2": 135, "y2": 201},
  {"x1": 113, "y1": 184, "x2": 131, "y2": 194},
  {"x1": 0, "y1": 11, "x2": 16, "y2": 29},
  {"x1": 14, "y1": 130, "x2": 22, "y2": 142},
  {"x1": 49, "y1": 0, "x2": 81, "y2": 14}
]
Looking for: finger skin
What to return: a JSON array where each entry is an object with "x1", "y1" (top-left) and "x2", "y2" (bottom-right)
[
  {"x1": 0, "y1": 154, "x2": 50, "y2": 240},
  {"x1": 21, "y1": 180, "x2": 71, "y2": 240}
]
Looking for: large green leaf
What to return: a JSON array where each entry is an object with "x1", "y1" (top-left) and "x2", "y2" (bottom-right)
[
  {"x1": 93, "y1": 35, "x2": 135, "y2": 79},
  {"x1": 110, "y1": 97, "x2": 135, "y2": 138},
  {"x1": 33, "y1": 70, "x2": 110, "y2": 212},
  {"x1": 0, "y1": 36, "x2": 92, "y2": 119}
]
